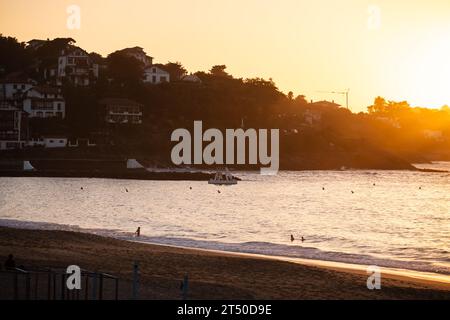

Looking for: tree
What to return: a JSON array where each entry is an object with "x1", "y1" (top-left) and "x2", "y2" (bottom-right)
[
  {"x1": 368, "y1": 96, "x2": 387, "y2": 114},
  {"x1": 89, "y1": 52, "x2": 106, "y2": 65},
  {"x1": 287, "y1": 91, "x2": 294, "y2": 100},
  {"x1": 163, "y1": 62, "x2": 187, "y2": 80},
  {"x1": 210, "y1": 65, "x2": 231, "y2": 78},
  {"x1": 34, "y1": 38, "x2": 75, "y2": 59},
  {"x1": 0, "y1": 35, "x2": 32, "y2": 73},
  {"x1": 106, "y1": 51, "x2": 144, "y2": 86},
  {"x1": 294, "y1": 94, "x2": 308, "y2": 105}
]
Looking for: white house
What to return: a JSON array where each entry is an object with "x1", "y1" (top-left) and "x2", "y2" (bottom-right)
[
  {"x1": 99, "y1": 98, "x2": 143, "y2": 125},
  {"x1": 0, "y1": 103, "x2": 28, "y2": 150},
  {"x1": 58, "y1": 46, "x2": 99, "y2": 86},
  {"x1": 22, "y1": 86, "x2": 65, "y2": 119},
  {"x1": 423, "y1": 130, "x2": 444, "y2": 141},
  {"x1": 0, "y1": 77, "x2": 35, "y2": 101},
  {"x1": 304, "y1": 109, "x2": 323, "y2": 126},
  {"x1": 144, "y1": 66, "x2": 170, "y2": 84},
  {"x1": 181, "y1": 74, "x2": 202, "y2": 83}
]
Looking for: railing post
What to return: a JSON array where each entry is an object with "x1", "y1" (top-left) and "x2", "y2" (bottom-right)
[
  {"x1": 61, "y1": 273, "x2": 65, "y2": 300},
  {"x1": 14, "y1": 273, "x2": 19, "y2": 300},
  {"x1": 34, "y1": 273, "x2": 39, "y2": 300},
  {"x1": 85, "y1": 274, "x2": 89, "y2": 300},
  {"x1": 92, "y1": 273, "x2": 97, "y2": 300},
  {"x1": 25, "y1": 273, "x2": 31, "y2": 300},
  {"x1": 132, "y1": 262, "x2": 139, "y2": 300},
  {"x1": 115, "y1": 278, "x2": 119, "y2": 300},
  {"x1": 99, "y1": 274, "x2": 104, "y2": 300},
  {"x1": 47, "y1": 271, "x2": 51, "y2": 300},
  {"x1": 182, "y1": 274, "x2": 189, "y2": 300},
  {"x1": 53, "y1": 273, "x2": 56, "y2": 300}
]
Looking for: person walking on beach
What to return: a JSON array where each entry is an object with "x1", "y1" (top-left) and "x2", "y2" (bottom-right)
[
  {"x1": 4, "y1": 254, "x2": 16, "y2": 270},
  {"x1": 135, "y1": 227, "x2": 141, "y2": 237},
  {"x1": 290, "y1": 234, "x2": 295, "y2": 242}
]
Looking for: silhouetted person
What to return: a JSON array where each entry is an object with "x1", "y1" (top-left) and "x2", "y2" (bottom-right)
[
  {"x1": 135, "y1": 227, "x2": 141, "y2": 237},
  {"x1": 4, "y1": 254, "x2": 15, "y2": 270},
  {"x1": 351, "y1": 190, "x2": 354, "y2": 194},
  {"x1": 125, "y1": 188, "x2": 129, "y2": 193},
  {"x1": 301, "y1": 236, "x2": 305, "y2": 243},
  {"x1": 80, "y1": 187, "x2": 84, "y2": 190},
  {"x1": 322, "y1": 187, "x2": 325, "y2": 191},
  {"x1": 290, "y1": 234, "x2": 295, "y2": 242},
  {"x1": 217, "y1": 190, "x2": 221, "y2": 194},
  {"x1": 189, "y1": 187, "x2": 192, "y2": 190}
]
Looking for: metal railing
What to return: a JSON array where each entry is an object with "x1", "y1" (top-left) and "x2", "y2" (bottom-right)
[{"x1": 0, "y1": 267, "x2": 119, "y2": 300}]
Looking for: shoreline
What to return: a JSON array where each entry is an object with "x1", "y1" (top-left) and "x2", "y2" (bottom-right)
[
  {"x1": 1, "y1": 218, "x2": 449, "y2": 282},
  {"x1": 132, "y1": 240, "x2": 450, "y2": 290},
  {"x1": 0, "y1": 166, "x2": 447, "y2": 181},
  {"x1": 0, "y1": 226, "x2": 449, "y2": 299}
]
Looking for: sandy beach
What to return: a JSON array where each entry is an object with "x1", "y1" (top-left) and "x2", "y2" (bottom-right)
[{"x1": 0, "y1": 226, "x2": 449, "y2": 300}]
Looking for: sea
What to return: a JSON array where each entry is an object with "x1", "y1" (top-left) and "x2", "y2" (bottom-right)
[{"x1": 1, "y1": 162, "x2": 449, "y2": 274}]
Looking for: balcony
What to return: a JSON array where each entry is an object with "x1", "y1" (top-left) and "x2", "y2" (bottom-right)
[{"x1": 108, "y1": 111, "x2": 142, "y2": 116}]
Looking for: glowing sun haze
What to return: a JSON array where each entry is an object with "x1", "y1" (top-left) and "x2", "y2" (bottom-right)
[{"x1": 1, "y1": 0, "x2": 450, "y2": 111}]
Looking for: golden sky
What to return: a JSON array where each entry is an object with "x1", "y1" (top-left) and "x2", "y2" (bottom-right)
[{"x1": 1, "y1": 0, "x2": 450, "y2": 111}]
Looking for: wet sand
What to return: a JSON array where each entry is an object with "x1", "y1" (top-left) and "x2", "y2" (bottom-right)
[{"x1": 0, "y1": 226, "x2": 449, "y2": 300}]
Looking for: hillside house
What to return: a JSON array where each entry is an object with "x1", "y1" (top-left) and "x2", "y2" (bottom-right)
[
  {"x1": 22, "y1": 86, "x2": 65, "y2": 119},
  {"x1": 99, "y1": 98, "x2": 143, "y2": 125}
]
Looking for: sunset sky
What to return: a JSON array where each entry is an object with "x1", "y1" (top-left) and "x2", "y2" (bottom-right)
[{"x1": 1, "y1": 0, "x2": 450, "y2": 111}]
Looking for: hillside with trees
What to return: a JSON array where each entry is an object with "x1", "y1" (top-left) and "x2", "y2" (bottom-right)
[{"x1": 1, "y1": 35, "x2": 450, "y2": 170}]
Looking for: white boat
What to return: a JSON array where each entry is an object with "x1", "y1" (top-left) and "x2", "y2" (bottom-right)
[{"x1": 208, "y1": 169, "x2": 238, "y2": 185}]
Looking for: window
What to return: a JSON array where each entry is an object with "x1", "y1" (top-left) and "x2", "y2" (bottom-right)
[
  {"x1": 6, "y1": 142, "x2": 19, "y2": 149},
  {"x1": 21, "y1": 85, "x2": 25, "y2": 89},
  {"x1": 49, "y1": 140, "x2": 54, "y2": 143},
  {"x1": 160, "y1": 76, "x2": 167, "y2": 82},
  {"x1": 153, "y1": 68, "x2": 156, "y2": 73},
  {"x1": 132, "y1": 106, "x2": 140, "y2": 113},
  {"x1": 152, "y1": 76, "x2": 156, "y2": 83},
  {"x1": 57, "y1": 103, "x2": 62, "y2": 111},
  {"x1": 13, "y1": 84, "x2": 17, "y2": 89},
  {"x1": 59, "y1": 140, "x2": 64, "y2": 143}
]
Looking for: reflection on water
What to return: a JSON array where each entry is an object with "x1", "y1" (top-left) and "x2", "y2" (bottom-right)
[{"x1": 0, "y1": 163, "x2": 449, "y2": 274}]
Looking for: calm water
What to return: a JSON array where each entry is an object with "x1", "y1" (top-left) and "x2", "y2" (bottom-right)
[{"x1": 1, "y1": 163, "x2": 449, "y2": 274}]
